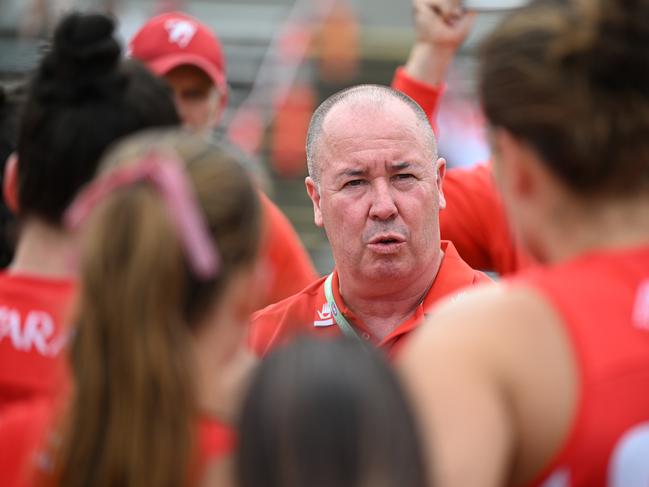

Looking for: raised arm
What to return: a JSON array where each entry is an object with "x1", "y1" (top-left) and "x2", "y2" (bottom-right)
[{"x1": 392, "y1": 1, "x2": 527, "y2": 274}]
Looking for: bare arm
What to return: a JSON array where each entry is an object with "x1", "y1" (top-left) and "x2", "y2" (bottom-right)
[
  {"x1": 399, "y1": 286, "x2": 515, "y2": 487},
  {"x1": 399, "y1": 283, "x2": 577, "y2": 487}
]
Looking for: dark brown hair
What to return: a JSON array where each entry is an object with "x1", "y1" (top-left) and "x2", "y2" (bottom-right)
[
  {"x1": 237, "y1": 338, "x2": 428, "y2": 487},
  {"x1": 479, "y1": 0, "x2": 649, "y2": 196},
  {"x1": 48, "y1": 130, "x2": 261, "y2": 487}
]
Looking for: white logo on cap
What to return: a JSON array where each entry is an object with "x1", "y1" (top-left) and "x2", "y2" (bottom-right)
[{"x1": 164, "y1": 19, "x2": 197, "y2": 48}]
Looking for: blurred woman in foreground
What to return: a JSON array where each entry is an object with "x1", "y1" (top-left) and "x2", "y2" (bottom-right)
[
  {"x1": 238, "y1": 338, "x2": 428, "y2": 487},
  {"x1": 0, "y1": 130, "x2": 261, "y2": 487},
  {"x1": 400, "y1": 0, "x2": 649, "y2": 486}
]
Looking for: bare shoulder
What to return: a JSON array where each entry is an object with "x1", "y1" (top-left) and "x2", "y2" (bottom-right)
[
  {"x1": 200, "y1": 456, "x2": 235, "y2": 487},
  {"x1": 401, "y1": 281, "x2": 565, "y2": 375},
  {"x1": 399, "y1": 281, "x2": 577, "y2": 486}
]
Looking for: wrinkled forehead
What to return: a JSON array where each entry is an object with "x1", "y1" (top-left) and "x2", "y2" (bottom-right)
[{"x1": 319, "y1": 99, "x2": 433, "y2": 165}]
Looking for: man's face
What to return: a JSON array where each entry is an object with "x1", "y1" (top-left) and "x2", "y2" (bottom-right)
[
  {"x1": 306, "y1": 100, "x2": 446, "y2": 284},
  {"x1": 164, "y1": 65, "x2": 222, "y2": 133}
]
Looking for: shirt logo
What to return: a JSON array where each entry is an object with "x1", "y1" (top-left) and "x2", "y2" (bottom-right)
[
  {"x1": 633, "y1": 280, "x2": 649, "y2": 331},
  {"x1": 0, "y1": 306, "x2": 67, "y2": 356},
  {"x1": 314, "y1": 303, "x2": 334, "y2": 327},
  {"x1": 164, "y1": 19, "x2": 197, "y2": 48}
]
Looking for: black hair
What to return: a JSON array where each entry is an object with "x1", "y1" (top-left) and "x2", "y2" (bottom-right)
[
  {"x1": 237, "y1": 338, "x2": 428, "y2": 487},
  {"x1": 16, "y1": 12, "x2": 180, "y2": 224},
  {"x1": 0, "y1": 83, "x2": 25, "y2": 267}
]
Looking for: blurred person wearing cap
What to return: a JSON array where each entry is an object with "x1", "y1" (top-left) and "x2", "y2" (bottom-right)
[
  {"x1": 130, "y1": 12, "x2": 319, "y2": 309},
  {"x1": 249, "y1": 84, "x2": 489, "y2": 359},
  {"x1": 129, "y1": 11, "x2": 227, "y2": 134}
]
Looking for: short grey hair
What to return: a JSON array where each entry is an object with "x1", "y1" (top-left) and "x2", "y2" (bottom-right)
[{"x1": 305, "y1": 84, "x2": 437, "y2": 184}]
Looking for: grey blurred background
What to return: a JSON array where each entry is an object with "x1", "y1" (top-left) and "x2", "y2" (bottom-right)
[{"x1": 0, "y1": 0, "x2": 502, "y2": 274}]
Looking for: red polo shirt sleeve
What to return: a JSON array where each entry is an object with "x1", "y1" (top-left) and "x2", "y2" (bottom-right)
[
  {"x1": 391, "y1": 67, "x2": 444, "y2": 131},
  {"x1": 249, "y1": 277, "x2": 327, "y2": 357},
  {"x1": 440, "y1": 163, "x2": 531, "y2": 275}
]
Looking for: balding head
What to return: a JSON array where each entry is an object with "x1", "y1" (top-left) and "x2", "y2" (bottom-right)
[{"x1": 306, "y1": 85, "x2": 436, "y2": 185}]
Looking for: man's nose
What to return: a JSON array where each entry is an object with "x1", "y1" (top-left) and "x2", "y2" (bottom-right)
[{"x1": 368, "y1": 181, "x2": 397, "y2": 221}]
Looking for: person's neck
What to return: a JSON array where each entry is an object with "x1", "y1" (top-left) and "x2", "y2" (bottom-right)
[
  {"x1": 337, "y1": 250, "x2": 443, "y2": 341},
  {"x1": 192, "y1": 301, "x2": 257, "y2": 424},
  {"x1": 9, "y1": 218, "x2": 76, "y2": 278},
  {"x1": 539, "y1": 195, "x2": 649, "y2": 264}
]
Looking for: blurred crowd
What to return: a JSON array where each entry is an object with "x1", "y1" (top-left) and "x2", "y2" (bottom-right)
[{"x1": 0, "y1": 0, "x2": 648, "y2": 487}]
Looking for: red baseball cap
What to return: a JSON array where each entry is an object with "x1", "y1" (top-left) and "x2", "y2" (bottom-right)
[{"x1": 129, "y1": 12, "x2": 227, "y2": 99}]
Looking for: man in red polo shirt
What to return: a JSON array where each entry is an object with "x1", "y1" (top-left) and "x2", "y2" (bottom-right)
[{"x1": 250, "y1": 85, "x2": 489, "y2": 359}]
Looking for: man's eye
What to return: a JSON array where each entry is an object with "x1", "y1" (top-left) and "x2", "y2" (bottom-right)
[
  {"x1": 393, "y1": 174, "x2": 415, "y2": 181},
  {"x1": 344, "y1": 179, "x2": 365, "y2": 188}
]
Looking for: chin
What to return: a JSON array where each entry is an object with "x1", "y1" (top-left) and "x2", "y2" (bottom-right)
[{"x1": 363, "y1": 261, "x2": 410, "y2": 281}]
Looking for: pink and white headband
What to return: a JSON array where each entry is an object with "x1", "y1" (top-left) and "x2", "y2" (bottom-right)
[{"x1": 64, "y1": 151, "x2": 220, "y2": 280}]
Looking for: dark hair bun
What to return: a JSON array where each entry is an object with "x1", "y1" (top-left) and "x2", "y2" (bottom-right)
[
  {"x1": 556, "y1": 0, "x2": 649, "y2": 94},
  {"x1": 36, "y1": 12, "x2": 124, "y2": 103},
  {"x1": 54, "y1": 13, "x2": 120, "y2": 70}
]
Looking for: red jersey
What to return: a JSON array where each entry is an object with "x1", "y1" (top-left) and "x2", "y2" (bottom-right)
[
  {"x1": 392, "y1": 67, "x2": 444, "y2": 134},
  {"x1": 440, "y1": 163, "x2": 532, "y2": 274},
  {"x1": 0, "y1": 273, "x2": 74, "y2": 413},
  {"x1": 391, "y1": 68, "x2": 529, "y2": 275},
  {"x1": 0, "y1": 398, "x2": 235, "y2": 487},
  {"x1": 519, "y1": 245, "x2": 649, "y2": 487},
  {"x1": 250, "y1": 241, "x2": 490, "y2": 359},
  {"x1": 258, "y1": 192, "x2": 318, "y2": 309}
]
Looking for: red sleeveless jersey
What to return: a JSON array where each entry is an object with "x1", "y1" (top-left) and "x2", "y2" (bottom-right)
[
  {"x1": 0, "y1": 273, "x2": 75, "y2": 413},
  {"x1": 520, "y1": 245, "x2": 649, "y2": 487},
  {"x1": 0, "y1": 398, "x2": 235, "y2": 487}
]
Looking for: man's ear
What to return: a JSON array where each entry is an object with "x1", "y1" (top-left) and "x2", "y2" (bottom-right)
[
  {"x1": 435, "y1": 157, "x2": 447, "y2": 210},
  {"x1": 305, "y1": 176, "x2": 324, "y2": 227},
  {"x1": 3, "y1": 152, "x2": 19, "y2": 215}
]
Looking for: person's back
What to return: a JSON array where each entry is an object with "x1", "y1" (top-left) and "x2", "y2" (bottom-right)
[
  {"x1": 0, "y1": 274, "x2": 74, "y2": 410},
  {"x1": 518, "y1": 246, "x2": 649, "y2": 485},
  {"x1": 399, "y1": 1, "x2": 649, "y2": 486},
  {"x1": 237, "y1": 338, "x2": 428, "y2": 487},
  {"x1": 0, "y1": 12, "x2": 180, "y2": 413}
]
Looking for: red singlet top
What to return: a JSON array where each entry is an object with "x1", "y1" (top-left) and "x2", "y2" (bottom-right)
[
  {"x1": 0, "y1": 273, "x2": 74, "y2": 413},
  {"x1": 0, "y1": 398, "x2": 235, "y2": 487},
  {"x1": 519, "y1": 245, "x2": 649, "y2": 487}
]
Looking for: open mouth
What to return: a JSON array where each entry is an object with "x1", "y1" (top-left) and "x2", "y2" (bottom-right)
[
  {"x1": 367, "y1": 234, "x2": 406, "y2": 253},
  {"x1": 376, "y1": 238, "x2": 400, "y2": 245},
  {"x1": 368, "y1": 234, "x2": 405, "y2": 245}
]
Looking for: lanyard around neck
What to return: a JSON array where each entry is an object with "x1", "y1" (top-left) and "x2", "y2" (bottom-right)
[{"x1": 324, "y1": 273, "x2": 363, "y2": 343}]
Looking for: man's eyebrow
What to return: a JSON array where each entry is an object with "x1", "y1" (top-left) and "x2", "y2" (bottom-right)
[
  {"x1": 389, "y1": 161, "x2": 411, "y2": 171},
  {"x1": 335, "y1": 168, "x2": 368, "y2": 180}
]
